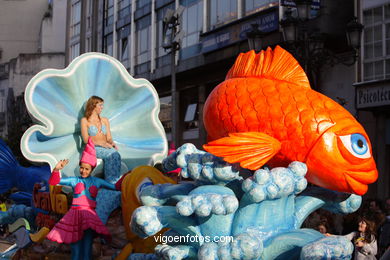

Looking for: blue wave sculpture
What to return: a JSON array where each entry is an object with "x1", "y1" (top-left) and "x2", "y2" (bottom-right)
[
  {"x1": 0, "y1": 138, "x2": 50, "y2": 194},
  {"x1": 130, "y1": 144, "x2": 360, "y2": 259},
  {"x1": 21, "y1": 53, "x2": 167, "y2": 176}
]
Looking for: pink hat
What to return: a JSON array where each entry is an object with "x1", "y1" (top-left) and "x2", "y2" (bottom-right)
[{"x1": 80, "y1": 137, "x2": 97, "y2": 167}]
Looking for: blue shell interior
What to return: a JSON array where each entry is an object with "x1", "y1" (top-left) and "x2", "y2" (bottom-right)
[{"x1": 21, "y1": 53, "x2": 167, "y2": 177}]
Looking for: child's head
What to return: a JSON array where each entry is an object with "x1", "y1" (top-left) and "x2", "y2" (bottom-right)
[
  {"x1": 317, "y1": 223, "x2": 328, "y2": 234},
  {"x1": 79, "y1": 162, "x2": 93, "y2": 178}
]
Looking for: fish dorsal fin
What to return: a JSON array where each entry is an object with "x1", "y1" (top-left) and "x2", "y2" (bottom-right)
[
  {"x1": 203, "y1": 132, "x2": 281, "y2": 170},
  {"x1": 226, "y1": 46, "x2": 311, "y2": 89}
]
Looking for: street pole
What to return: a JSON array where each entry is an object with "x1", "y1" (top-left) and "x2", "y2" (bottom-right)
[
  {"x1": 170, "y1": 24, "x2": 178, "y2": 147},
  {"x1": 163, "y1": 7, "x2": 183, "y2": 147}
]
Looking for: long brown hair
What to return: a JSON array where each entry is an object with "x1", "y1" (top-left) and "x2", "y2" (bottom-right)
[
  {"x1": 84, "y1": 96, "x2": 104, "y2": 119},
  {"x1": 354, "y1": 216, "x2": 376, "y2": 243}
]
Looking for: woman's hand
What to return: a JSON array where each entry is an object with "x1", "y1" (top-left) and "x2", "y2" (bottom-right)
[
  {"x1": 105, "y1": 142, "x2": 113, "y2": 149},
  {"x1": 94, "y1": 141, "x2": 111, "y2": 148},
  {"x1": 355, "y1": 240, "x2": 365, "y2": 248},
  {"x1": 54, "y1": 159, "x2": 69, "y2": 171},
  {"x1": 112, "y1": 142, "x2": 118, "y2": 150}
]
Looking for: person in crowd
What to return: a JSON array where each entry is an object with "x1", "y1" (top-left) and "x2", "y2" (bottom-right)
[
  {"x1": 46, "y1": 138, "x2": 121, "y2": 260},
  {"x1": 316, "y1": 220, "x2": 330, "y2": 234},
  {"x1": 330, "y1": 216, "x2": 378, "y2": 260},
  {"x1": 379, "y1": 198, "x2": 390, "y2": 258},
  {"x1": 362, "y1": 199, "x2": 386, "y2": 240}
]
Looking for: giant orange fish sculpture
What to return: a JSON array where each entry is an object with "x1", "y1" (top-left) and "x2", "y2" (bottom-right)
[{"x1": 203, "y1": 46, "x2": 377, "y2": 195}]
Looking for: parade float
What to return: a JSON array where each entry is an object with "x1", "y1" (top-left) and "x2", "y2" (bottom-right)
[{"x1": 0, "y1": 46, "x2": 378, "y2": 259}]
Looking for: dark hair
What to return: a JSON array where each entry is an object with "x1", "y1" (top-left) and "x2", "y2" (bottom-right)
[
  {"x1": 84, "y1": 96, "x2": 104, "y2": 119},
  {"x1": 354, "y1": 216, "x2": 376, "y2": 243}
]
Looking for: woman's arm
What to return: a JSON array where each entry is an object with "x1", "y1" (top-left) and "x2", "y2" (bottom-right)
[
  {"x1": 80, "y1": 117, "x2": 89, "y2": 144},
  {"x1": 104, "y1": 118, "x2": 117, "y2": 149},
  {"x1": 360, "y1": 238, "x2": 377, "y2": 256}
]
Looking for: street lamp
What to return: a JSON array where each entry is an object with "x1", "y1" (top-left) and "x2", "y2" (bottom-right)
[
  {"x1": 280, "y1": 4, "x2": 364, "y2": 88},
  {"x1": 246, "y1": 24, "x2": 265, "y2": 53},
  {"x1": 346, "y1": 17, "x2": 364, "y2": 50},
  {"x1": 295, "y1": 0, "x2": 312, "y2": 20},
  {"x1": 280, "y1": 9, "x2": 298, "y2": 43}
]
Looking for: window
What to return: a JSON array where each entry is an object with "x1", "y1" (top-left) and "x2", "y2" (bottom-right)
[
  {"x1": 184, "y1": 103, "x2": 198, "y2": 129},
  {"x1": 363, "y1": 4, "x2": 390, "y2": 81},
  {"x1": 244, "y1": 0, "x2": 278, "y2": 16},
  {"x1": 118, "y1": 0, "x2": 131, "y2": 19},
  {"x1": 104, "y1": 34, "x2": 113, "y2": 56},
  {"x1": 118, "y1": 30, "x2": 130, "y2": 68},
  {"x1": 181, "y1": 87, "x2": 199, "y2": 135},
  {"x1": 71, "y1": 1, "x2": 81, "y2": 37},
  {"x1": 209, "y1": 0, "x2": 237, "y2": 29},
  {"x1": 180, "y1": 0, "x2": 203, "y2": 49},
  {"x1": 137, "y1": 0, "x2": 151, "y2": 9},
  {"x1": 159, "y1": 96, "x2": 172, "y2": 134},
  {"x1": 104, "y1": 0, "x2": 114, "y2": 26},
  {"x1": 70, "y1": 43, "x2": 80, "y2": 61},
  {"x1": 135, "y1": 15, "x2": 151, "y2": 65}
]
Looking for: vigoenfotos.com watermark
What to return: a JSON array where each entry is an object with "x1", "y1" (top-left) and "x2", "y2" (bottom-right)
[{"x1": 154, "y1": 234, "x2": 234, "y2": 244}]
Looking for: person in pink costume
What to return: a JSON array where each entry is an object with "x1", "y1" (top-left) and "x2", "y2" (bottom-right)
[{"x1": 46, "y1": 138, "x2": 121, "y2": 260}]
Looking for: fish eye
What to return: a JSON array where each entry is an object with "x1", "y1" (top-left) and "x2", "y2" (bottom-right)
[{"x1": 339, "y1": 133, "x2": 370, "y2": 159}]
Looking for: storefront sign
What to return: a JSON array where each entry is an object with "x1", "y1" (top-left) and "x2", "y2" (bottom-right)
[
  {"x1": 201, "y1": 9, "x2": 279, "y2": 53},
  {"x1": 281, "y1": 0, "x2": 320, "y2": 9},
  {"x1": 356, "y1": 85, "x2": 390, "y2": 109}
]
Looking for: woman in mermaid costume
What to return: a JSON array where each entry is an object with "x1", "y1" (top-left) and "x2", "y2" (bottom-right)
[
  {"x1": 80, "y1": 96, "x2": 122, "y2": 223},
  {"x1": 46, "y1": 138, "x2": 121, "y2": 260}
]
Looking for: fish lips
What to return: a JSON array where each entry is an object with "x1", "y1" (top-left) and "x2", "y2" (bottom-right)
[{"x1": 344, "y1": 168, "x2": 378, "y2": 195}]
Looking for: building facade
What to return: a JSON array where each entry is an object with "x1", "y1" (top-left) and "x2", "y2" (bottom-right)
[
  {"x1": 67, "y1": 0, "x2": 390, "y2": 198},
  {"x1": 69, "y1": 0, "x2": 353, "y2": 143},
  {"x1": 0, "y1": 0, "x2": 48, "y2": 64},
  {"x1": 0, "y1": 0, "x2": 66, "y2": 141},
  {"x1": 355, "y1": 0, "x2": 390, "y2": 199}
]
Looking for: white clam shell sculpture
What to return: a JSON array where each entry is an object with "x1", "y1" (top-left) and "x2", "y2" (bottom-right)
[{"x1": 21, "y1": 53, "x2": 167, "y2": 177}]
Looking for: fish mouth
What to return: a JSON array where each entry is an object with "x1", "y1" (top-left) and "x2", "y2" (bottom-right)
[
  {"x1": 345, "y1": 169, "x2": 378, "y2": 184},
  {"x1": 344, "y1": 170, "x2": 377, "y2": 195}
]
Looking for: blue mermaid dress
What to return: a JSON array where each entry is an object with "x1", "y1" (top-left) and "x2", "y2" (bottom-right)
[{"x1": 88, "y1": 125, "x2": 122, "y2": 223}]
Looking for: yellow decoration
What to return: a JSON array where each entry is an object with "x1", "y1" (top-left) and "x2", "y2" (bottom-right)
[
  {"x1": 119, "y1": 165, "x2": 175, "y2": 257},
  {"x1": 55, "y1": 194, "x2": 68, "y2": 215},
  {"x1": 29, "y1": 227, "x2": 50, "y2": 243}
]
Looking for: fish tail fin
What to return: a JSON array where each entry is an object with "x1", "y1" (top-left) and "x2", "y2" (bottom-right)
[
  {"x1": 203, "y1": 132, "x2": 281, "y2": 170},
  {"x1": 226, "y1": 46, "x2": 311, "y2": 89},
  {"x1": 0, "y1": 139, "x2": 20, "y2": 193}
]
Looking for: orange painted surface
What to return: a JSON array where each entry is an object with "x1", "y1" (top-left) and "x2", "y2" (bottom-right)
[{"x1": 203, "y1": 46, "x2": 377, "y2": 195}]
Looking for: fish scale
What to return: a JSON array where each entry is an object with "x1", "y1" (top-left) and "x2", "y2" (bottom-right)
[
  {"x1": 206, "y1": 75, "x2": 357, "y2": 163},
  {"x1": 207, "y1": 78, "x2": 335, "y2": 163},
  {"x1": 203, "y1": 46, "x2": 377, "y2": 195}
]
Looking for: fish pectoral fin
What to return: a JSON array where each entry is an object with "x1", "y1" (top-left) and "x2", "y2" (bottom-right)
[{"x1": 203, "y1": 132, "x2": 281, "y2": 170}]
